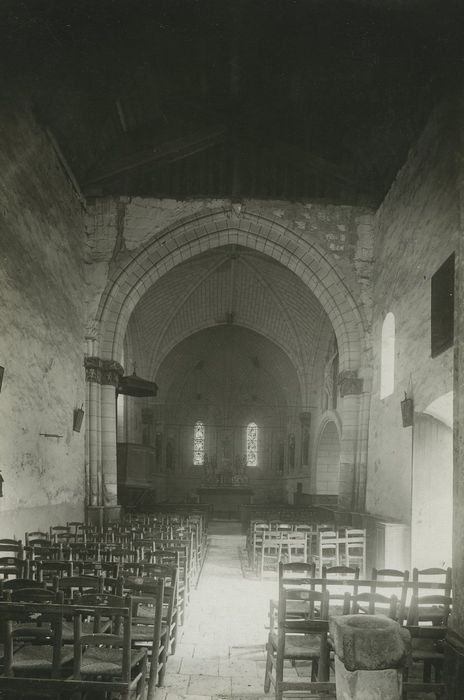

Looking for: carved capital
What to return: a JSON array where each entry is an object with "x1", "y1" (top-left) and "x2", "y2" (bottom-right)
[
  {"x1": 338, "y1": 370, "x2": 363, "y2": 397},
  {"x1": 101, "y1": 360, "x2": 124, "y2": 387},
  {"x1": 299, "y1": 411, "x2": 311, "y2": 426},
  {"x1": 84, "y1": 356, "x2": 103, "y2": 384},
  {"x1": 85, "y1": 357, "x2": 124, "y2": 386}
]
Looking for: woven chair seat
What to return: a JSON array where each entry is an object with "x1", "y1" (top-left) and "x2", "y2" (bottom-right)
[
  {"x1": 62, "y1": 619, "x2": 108, "y2": 642},
  {"x1": 80, "y1": 647, "x2": 145, "y2": 676},
  {"x1": 13, "y1": 644, "x2": 73, "y2": 671},
  {"x1": 269, "y1": 632, "x2": 322, "y2": 659},
  {"x1": 131, "y1": 621, "x2": 168, "y2": 642}
]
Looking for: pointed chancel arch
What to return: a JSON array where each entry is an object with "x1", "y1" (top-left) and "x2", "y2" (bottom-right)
[{"x1": 95, "y1": 209, "x2": 366, "y2": 374}]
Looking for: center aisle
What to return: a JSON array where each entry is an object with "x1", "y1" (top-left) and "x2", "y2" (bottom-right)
[{"x1": 160, "y1": 520, "x2": 277, "y2": 699}]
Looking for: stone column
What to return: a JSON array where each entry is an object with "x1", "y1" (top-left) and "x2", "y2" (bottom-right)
[
  {"x1": 84, "y1": 357, "x2": 103, "y2": 506},
  {"x1": 331, "y1": 614, "x2": 410, "y2": 700},
  {"x1": 300, "y1": 411, "x2": 311, "y2": 468},
  {"x1": 100, "y1": 360, "x2": 124, "y2": 508},
  {"x1": 338, "y1": 370, "x2": 364, "y2": 510}
]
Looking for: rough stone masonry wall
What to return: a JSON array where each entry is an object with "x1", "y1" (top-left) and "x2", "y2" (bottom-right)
[
  {"x1": 367, "y1": 100, "x2": 458, "y2": 524},
  {"x1": 0, "y1": 101, "x2": 86, "y2": 537},
  {"x1": 85, "y1": 196, "x2": 374, "y2": 349}
]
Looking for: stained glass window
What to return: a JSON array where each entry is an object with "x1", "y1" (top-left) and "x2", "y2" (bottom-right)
[
  {"x1": 193, "y1": 421, "x2": 205, "y2": 465},
  {"x1": 247, "y1": 422, "x2": 258, "y2": 467}
]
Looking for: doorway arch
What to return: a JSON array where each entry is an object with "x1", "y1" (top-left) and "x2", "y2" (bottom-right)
[{"x1": 315, "y1": 416, "x2": 341, "y2": 495}]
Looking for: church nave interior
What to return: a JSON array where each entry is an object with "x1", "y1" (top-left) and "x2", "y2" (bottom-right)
[{"x1": 1, "y1": 1, "x2": 463, "y2": 697}]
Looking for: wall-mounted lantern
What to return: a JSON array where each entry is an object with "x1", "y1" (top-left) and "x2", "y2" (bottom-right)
[
  {"x1": 401, "y1": 392, "x2": 414, "y2": 428},
  {"x1": 73, "y1": 406, "x2": 85, "y2": 432}
]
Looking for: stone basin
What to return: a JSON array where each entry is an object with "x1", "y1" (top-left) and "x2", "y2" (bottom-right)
[{"x1": 330, "y1": 614, "x2": 411, "y2": 671}]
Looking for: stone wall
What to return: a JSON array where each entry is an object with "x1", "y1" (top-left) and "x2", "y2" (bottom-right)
[
  {"x1": 0, "y1": 102, "x2": 86, "y2": 536},
  {"x1": 367, "y1": 101, "x2": 457, "y2": 545}
]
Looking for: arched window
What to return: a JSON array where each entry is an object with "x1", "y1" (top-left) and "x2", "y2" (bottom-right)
[
  {"x1": 247, "y1": 422, "x2": 258, "y2": 467},
  {"x1": 380, "y1": 312, "x2": 395, "y2": 399},
  {"x1": 193, "y1": 421, "x2": 205, "y2": 465}
]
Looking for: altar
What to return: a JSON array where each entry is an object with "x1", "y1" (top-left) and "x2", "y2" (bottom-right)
[{"x1": 197, "y1": 486, "x2": 253, "y2": 519}]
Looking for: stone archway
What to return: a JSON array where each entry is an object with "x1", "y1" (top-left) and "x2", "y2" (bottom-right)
[
  {"x1": 95, "y1": 209, "x2": 366, "y2": 373},
  {"x1": 314, "y1": 414, "x2": 342, "y2": 496},
  {"x1": 85, "y1": 207, "x2": 370, "y2": 514}
]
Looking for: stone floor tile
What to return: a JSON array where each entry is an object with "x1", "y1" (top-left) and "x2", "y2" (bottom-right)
[
  {"x1": 229, "y1": 646, "x2": 266, "y2": 661},
  {"x1": 166, "y1": 655, "x2": 183, "y2": 674},
  {"x1": 180, "y1": 657, "x2": 220, "y2": 676},
  {"x1": 164, "y1": 673, "x2": 191, "y2": 690},
  {"x1": 161, "y1": 525, "x2": 281, "y2": 700},
  {"x1": 174, "y1": 643, "x2": 196, "y2": 658},
  {"x1": 231, "y1": 675, "x2": 267, "y2": 695},
  {"x1": 218, "y1": 659, "x2": 260, "y2": 677},
  {"x1": 194, "y1": 644, "x2": 231, "y2": 658},
  {"x1": 187, "y1": 674, "x2": 232, "y2": 696}
]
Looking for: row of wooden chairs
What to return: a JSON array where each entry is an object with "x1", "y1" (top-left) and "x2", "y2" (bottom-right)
[
  {"x1": 247, "y1": 521, "x2": 367, "y2": 578},
  {"x1": 0, "y1": 598, "x2": 149, "y2": 699},
  {"x1": 263, "y1": 561, "x2": 453, "y2": 700},
  {"x1": 0, "y1": 509, "x2": 207, "y2": 696}
]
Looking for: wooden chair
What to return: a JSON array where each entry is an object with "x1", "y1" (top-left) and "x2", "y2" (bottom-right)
[
  {"x1": 49, "y1": 525, "x2": 71, "y2": 543},
  {"x1": 320, "y1": 566, "x2": 360, "y2": 616},
  {"x1": 24, "y1": 531, "x2": 49, "y2": 547},
  {"x1": 54, "y1": 574, "x2": 104, "y2": 602},
  {"x1": 0, "y1": 600, "x2": 73, "y2": 679},
  {"x1": 402, "y1": 594, "x2": 452, "y2": 687},
  {"x1": 72, "y1": 597, "x2": 147, "y2": 700},
  {"x1": 371, "y1": 568, "x2": 409, "y2": 615},
  {"x1": 280, "y1": 532, "x2": 308, "y2": 564},
  {"x1": 1, "y1": 578, "x2": 45, "y2": 599},
  {"x1": 146, "y1": 550, "x2": 185, "y2": 624},
  {"x1": 264, "y1": 587, "x2": 334, "y2": 700},
  {"x1": 0, "y1": 556, "x2": 28, "y2": 580},
  {"x1": 0, "y1": 541, "x2": 24, "y2": 560},
  {"x1": 124, "y1": 566, "x2": 178, "y2": 669},
  {"x1": 35, "y1": 559, "x2": 73, "y2": 584},
  {"x1": 128, "y1": 578, "x2": 166, "y2": 694},
  {"x1": 411, "y1": 568, "x2": 452, "y2": 623},
  {"x1": 27, "y1": 544, "x2": 63, "y2": 562},
  {"x1": 350, "y1": 591, "x2": 398, "y2": 618},
  {"x1": 338, "y1": 528, "x2": 366, "y2": 576},
  {"x1": 260, "y1": 531, "x2": 287, "y2": 578},
  {"x1": 248, "y1": 522, "x2": 269, "y2": 571},
  {"x1": 315, "y1": 530, "x2": 339, "y2": 573},
  {"x1": 67, "y1": 521, "x2": 87, "y2": 540},
  {"x1": 277, "y1": 561, "x2": 317, "y2": 620}
]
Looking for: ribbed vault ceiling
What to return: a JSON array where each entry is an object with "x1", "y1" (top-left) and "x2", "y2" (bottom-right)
[
  {"x1": 156, "y1": 326, "x2": 301, "y2": 425},
  {"x1": 125, "y1": 245, "x2": 334, "y2": 395}
]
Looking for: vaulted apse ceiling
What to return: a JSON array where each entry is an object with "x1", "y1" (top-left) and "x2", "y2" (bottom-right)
[
  {"x1": 155, "y1": 325, "x2": 301, "y2": 427},
  {"x1": 124, "y1": 245, "x2": 335, "y2": 394}
]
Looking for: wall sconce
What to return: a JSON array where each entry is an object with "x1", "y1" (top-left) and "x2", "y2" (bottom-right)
[
  {"x1": 0, "y1": 471, "x2": 4, "y2": 497},
  {"x1": 73, "y1": 406, "x2": 85, "y2": 432},
  {"x1": 0, "y1": 366, "x2": 4, "y2": 393},
  {"x1": 401, "y1": 392, "x2": 414, "y2": 428}
]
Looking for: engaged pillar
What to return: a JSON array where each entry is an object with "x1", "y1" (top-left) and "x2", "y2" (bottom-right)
[
  {"x1": 338, "y1": 370, "x2": 364, "y2": 511},
  {"x1": 100, "y1": 360, "x2": 124, "y2": 508},
  {"x1": 331, "y1": 615, "x2": 410, "y2": 700},
  {"x1": 84, "y1": 357, "x2": 103, "y2": 506}
]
